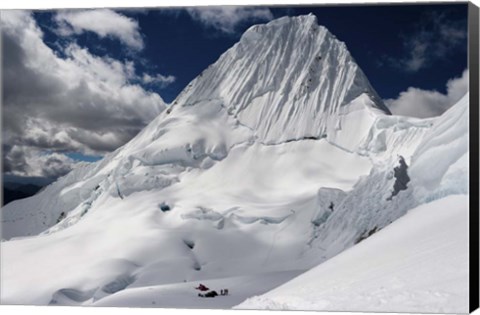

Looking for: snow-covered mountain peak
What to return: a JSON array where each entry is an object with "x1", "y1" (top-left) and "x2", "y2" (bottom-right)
[
  {"x1": 173, "y1": 14, "x2": 389, "y2": 143},
  {"x1": 0, "y1": 13, "x2": 470, "y2": 310},
  {"x1": 241, "y1": 12, "x2": 320, "y2": 36},
  {"x1": 1, "y1": 15, "x2": 399, "y2": 241}
]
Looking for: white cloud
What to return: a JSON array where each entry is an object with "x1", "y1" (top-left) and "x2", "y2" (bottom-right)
[
  {"x1": 402, "y1": 38, "x2": 428, "y2": 72},
  {"x1": 186, "y1": 6, "x2": 273, "y2": 34},
  {"x1": 4, "y1": 145, "x2": 78, "y2": 178},
  {"x1": 54, "y1": 9, "x2": 144, "y2": 50},
  {"x1": 385, "y1": 69, "x2": 469, "y2": 118},
  {"x1": 2, "y1": 10, "x2": 166, "y2": 177},
  {"x1": 395, "y1": 12, "x2": 467, "y2": 72},
  {"x1": 142, "y1": 73, "x2": 176, "y2": 87}
]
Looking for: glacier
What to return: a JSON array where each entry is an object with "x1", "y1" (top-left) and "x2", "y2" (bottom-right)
[{"x1": 0, "y1": 14, "x2": 469, "y2": 312}]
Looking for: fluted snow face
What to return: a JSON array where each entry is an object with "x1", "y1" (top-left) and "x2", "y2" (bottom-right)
[{"x1": 175, "y1": 14, "x2": 389, "y2": 143}]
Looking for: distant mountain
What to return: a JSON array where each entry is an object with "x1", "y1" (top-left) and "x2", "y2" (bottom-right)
[
  {"x1": 3, "y1": 183, "x2": 43, "y2": 205},
  {"x1": 2, "y1": 175, "x2": 53, "y2": 205}
]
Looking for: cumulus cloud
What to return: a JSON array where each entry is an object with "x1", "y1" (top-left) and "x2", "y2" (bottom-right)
[
  {"x1": 2, "y1": 10, "x2": 166, "y2": 178},
  {"x1": 142, "y1": 73, "x2": 176, "y2": 88},
  {"x1": 3, "y1": 145, "x2": 77, "y2": 179},
  {"x1": 385, "y1": 69, "x2": 469, "y2": 118},
  {"x1": 54, "y1": 9, "x2": 144, "y2": 50},
  {"x1": 392, "y1": 12, "x2": 467, "y2": 72},
  {"x1": 186, "y1": 6, "x2": 273, "y2": 34}
]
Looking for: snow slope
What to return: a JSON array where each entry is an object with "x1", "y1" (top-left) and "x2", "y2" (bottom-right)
[
  {"x1": 0, "y1": 14, "x2": 470, "y2": 311},
  {"x1": 92, "y1": 270, "x2": 304, "y2": 309},
  {"x1": 0, "y1": 138, "x2": 373, "y2": 305},
  {"x1": 409, "y1": 93, "x2": 470, "y2": 203},
  {"x1": 236, "y1": 195, "x2": 469, "y2": 314},
  {"x1": 236, "y1": 93, "x2": 470, "y2": 312}
]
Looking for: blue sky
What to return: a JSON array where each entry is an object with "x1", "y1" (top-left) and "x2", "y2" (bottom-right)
[
  {"x1": 2, "y1": 3, "x2": 469, "y2": 179},
  {"x1": 36, "y1": 4, "x2": 468, "y2": 103}
]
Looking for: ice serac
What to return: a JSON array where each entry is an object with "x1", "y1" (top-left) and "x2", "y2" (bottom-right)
[{"x1": 173, "y1": 13, "x2": 390, "y2": 144}]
